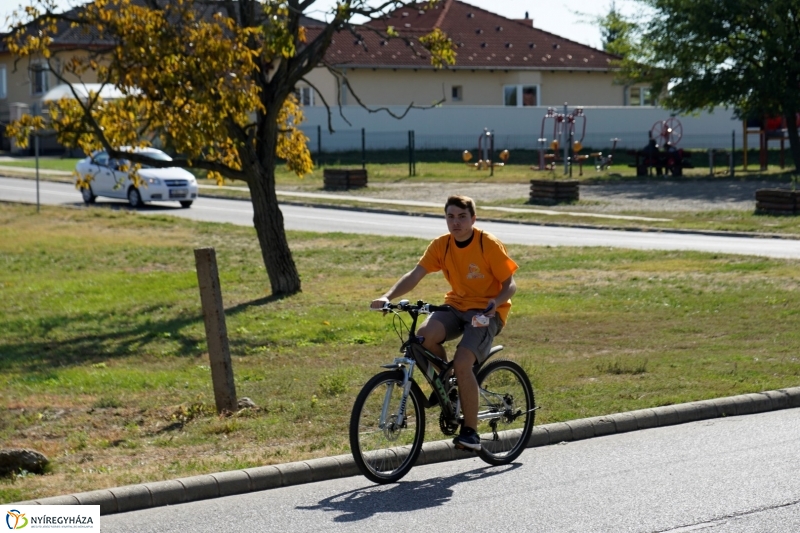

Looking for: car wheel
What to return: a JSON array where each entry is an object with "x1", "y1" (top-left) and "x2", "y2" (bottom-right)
[
  {"x1": 81, "y1": 184, "x2": 96, "y2": 204},
  {"x1": 179, "y1": 201, "x2": 193, "y2": 209},
  {"x1": 127, "y1": 187, "x2": 144, "y2": 208}
]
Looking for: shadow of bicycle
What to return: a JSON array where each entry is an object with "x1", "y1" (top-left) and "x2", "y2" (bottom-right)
[{"x1": 296, "y1": 463, "x2": 521, "y2": 522}]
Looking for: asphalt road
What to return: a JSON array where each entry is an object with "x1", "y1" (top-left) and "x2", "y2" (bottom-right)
[
  {"x1": 2, "y1": 177, "x2": 800, "y2": 259},
  {"x1": 99, "y1": 408, "x2": 800, "y2": 533}
]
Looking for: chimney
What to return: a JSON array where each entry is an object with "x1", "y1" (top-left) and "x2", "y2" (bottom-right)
[{"x1": 517, "y1": 11, "x2": 533, "y2": 27}]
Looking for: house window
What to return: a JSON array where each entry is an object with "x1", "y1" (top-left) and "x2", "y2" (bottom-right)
[
  {"x1": 30, "y1": 63, "x2": 50, "y2": 95},
  {"x1": 503, "y1": 85, "x2": 539, "y2": 107},
  {"x1": 629, "y1": 87, "x2": 655, "y2": 106},
  {"x1": 451, "y1": 85, "x2": 463, "y2": 102},
  {"x1": 293, "y1": 86, "x2": 314, "y2": 106}
]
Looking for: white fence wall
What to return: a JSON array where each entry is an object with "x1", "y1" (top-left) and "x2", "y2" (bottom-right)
[{"x1": 301, "y1": 105, "x2": 742, "y2": 153}]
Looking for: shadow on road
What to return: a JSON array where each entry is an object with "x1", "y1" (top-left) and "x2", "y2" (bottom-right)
[{"x1": 297, "y1": 463, "x2": 521, "y2": 522}]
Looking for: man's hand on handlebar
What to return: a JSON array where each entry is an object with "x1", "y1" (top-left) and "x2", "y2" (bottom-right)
[{"x1": 370, "y1": 297, "x2": 390, "y2": 313}]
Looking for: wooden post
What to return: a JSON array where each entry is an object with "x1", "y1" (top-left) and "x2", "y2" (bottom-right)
[{"x1": 194, "y1": 248, "x2": 237, "y2": 415}]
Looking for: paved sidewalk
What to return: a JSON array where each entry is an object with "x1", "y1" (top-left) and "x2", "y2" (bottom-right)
[
  {"x1": 199, "y1": 184, "x2": 673, "y2": 222},
  {"x1": 14, "y1": 386, "x2": 800, "y2": 515}
]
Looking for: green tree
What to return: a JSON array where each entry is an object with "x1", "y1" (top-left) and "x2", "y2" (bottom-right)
[
  {"x1": 6, "y1": 0, "x2": 455, "y2": 296},
  {"x1": 598, "y1": 1, "x2": 635, "y2": 57},
  {"x1": 615, "y1": 0, "x2": 800, "y2": 171}
]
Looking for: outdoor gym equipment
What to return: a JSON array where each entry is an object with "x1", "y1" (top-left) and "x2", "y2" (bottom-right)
[
  {"x1": 633, "y1": 119, "x2": 690, "y2": 177},
  {"x1": 534, "y1": 105, "x2": 588, "y2": 175},
  {"x1": 462, "y1": 128, "x2": 509, "y2": 176},
  {"x1": 590, "y1": 138, "x2": 620, "y2": 171},
  {"x1": 650, "y1": 118, "x2": 683, "y2": 147}
]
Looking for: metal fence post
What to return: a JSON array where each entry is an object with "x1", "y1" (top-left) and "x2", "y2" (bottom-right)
[
  {"x1": 408, "y1": 130, "x2": 412, "y2": 176},
  {"x1": 730, "y1": 129, "x2": 735, "y2": 177},
  {"x1": 562, "y1": 103, "x2": 569, "y2": 176},
  {"x1": 35, "y1": 132, "x2": 40, "y2": 213},
  {"x1": 194, "y1": 248, "x2": 238, "y2": 415},
  {"x1": 361, "y1": 127, "x2": 366, "y2": 170},
  {"x1": 317, "y1": 125, "x2": 322, "y2": 167},
  {"x1": 412, "y1": 130, "x2": 416, "y2": 176}
]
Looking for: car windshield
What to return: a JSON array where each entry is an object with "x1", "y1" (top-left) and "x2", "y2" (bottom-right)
[{"x1": 137, "y1": 150, "x2": 173, "y2": 169}]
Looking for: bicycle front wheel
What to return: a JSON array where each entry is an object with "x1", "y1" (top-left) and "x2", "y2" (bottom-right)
[
  {"x1": 475, "y1": 359, "x2": 535, "y2": 466},
  {"x1": 349, "y1": 370, "x2": 426, "y2": 484}
]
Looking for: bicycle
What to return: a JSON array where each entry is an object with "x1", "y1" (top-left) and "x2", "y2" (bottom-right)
[{"x1": 349, "y1": 299, "x2": 536, "y2": 484}]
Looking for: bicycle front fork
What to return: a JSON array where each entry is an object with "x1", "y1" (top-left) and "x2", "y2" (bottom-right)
[{"x1": 380, "y1": 357, "x2": 416, "y2": 429}]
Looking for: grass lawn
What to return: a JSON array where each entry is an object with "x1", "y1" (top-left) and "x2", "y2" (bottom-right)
[{"x1": 1, "y1": 203, "x2": 799, "y2": 502}]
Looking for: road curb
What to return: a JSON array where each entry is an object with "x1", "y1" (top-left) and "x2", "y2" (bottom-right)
[{"x1": 13, "y1": 385, "x2": 800, "y2": 514}]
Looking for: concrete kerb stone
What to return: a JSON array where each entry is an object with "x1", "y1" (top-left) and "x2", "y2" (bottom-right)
[
  {"x1": 25, "y1": 494, "x2": 81, "y2": 506},
  {"x1": 142, "y1": 480, "x2": 187, "y2": 508},
  {"x1": 762, "y1": 389, "x2": 792, "y2": 410},
  {"x1": 652, "y1": 405, "x2": 680, "y2": 427},
  {"x1": 418, "y1": 439, "x2": 456, "y2": 466},
  {"x1": 673, "y1": 402, "x2": 706, "y2": 424},
  {"x1": 564, "y1": 418, "x2": 596, "y2": 441},
  {"x1": 110, "y1": 484, "x2": 152, "y2": 514},
  {"x1": 607, "y1": 412, "x2": 638, "y2": 434},
  {"x1": 711, "y1": 396, "x2": 740, "y2": 417},
  {"x1": 632, "y1": 408, "x2": 659, "y2": 430},
  {"x1": 275, "y1": 461, "x2": 312, "y2": 487},
  {"x1": 242, "y1": 465, "x2": 281, "y2": 492},
  {"x1": 332, "y1": 454, "x2": 361, "y2": 478},
  {"x1": 304, "y1": 456, "x2": 345, "y2": 483},
  {"x1": 783, "y1": 386, "x2": 800, "y2": 407},
  {"x1": 694, "y1": 400, "x2": 719, "y2": 420},
  {"x1": 74, "y1": 489, "x2": 117, "y2": 515},
  {"x1": 177, "y1": 475, "x2": 219, "y2": 501},
  {"x1": 543, "y1": 422, "x2": 573, "y2": 444},
  {"x1": 589, "y1": 416, "x2": 616, "y2": 437},
  {"x1": 211, "y1": 470, "x2": 252, "y2": 497},
  {"x1": 14, "y1": 386, "x2": 800, "y2": 515},
  {"x1": 527, "y1": 426, "x2": 549, "y2": 447}
]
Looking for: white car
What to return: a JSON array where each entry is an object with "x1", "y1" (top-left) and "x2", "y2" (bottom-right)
[{"x1": 75, "y1": 147, "x2": 199, "y2": 208}]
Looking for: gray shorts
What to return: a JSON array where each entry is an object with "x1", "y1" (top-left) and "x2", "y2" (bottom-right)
[{"x1": 426, "y1": 306, "x2": 502, "y2": 364}]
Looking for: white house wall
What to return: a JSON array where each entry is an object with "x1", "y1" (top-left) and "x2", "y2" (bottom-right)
[
  {"x1": 540, "y1": 71, "x2": 624, "y2": 106},
  {"x1": 307, "y1": 67, "x2": 624, "y2": 107}
]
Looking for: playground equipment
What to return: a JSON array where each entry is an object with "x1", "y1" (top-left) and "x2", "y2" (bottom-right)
[
  {"x1": 534, "y1": 105, "x2": 603, "y2": 176},
  {"x1": 632, "y1": 118, "x2": 690, "y2": 176},
  {"x1": 590, "y1": 138, "x2": 620, "y2": 171},
  {"x1": 535, "y1": 107, "x2": 586, "y2": 172},
  {"x1": 650, "y1": 118, "x2": 683, "y2": 147},
  {"x1": 742, "y1": 115, "x2": 800, "y2": 170},
  {"x1": 462, "y1": 128, "x2": 509, "y2": 175}
]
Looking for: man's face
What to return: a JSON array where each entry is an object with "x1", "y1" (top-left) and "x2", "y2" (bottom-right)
[{"x1": 445, "y1": 205, "x2": 476, "y2": 242}]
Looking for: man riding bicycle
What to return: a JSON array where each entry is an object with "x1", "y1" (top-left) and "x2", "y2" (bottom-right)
[{"x1": 371, "y1": 195, "x2": 518, "y2": 451}]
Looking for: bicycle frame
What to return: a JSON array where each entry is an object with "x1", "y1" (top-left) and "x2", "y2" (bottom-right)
[
  {"x1": 376, "y1": 300, "x2": 509, "y2": 433},
  {"x1": 379, "y1": 302, "x2": 459, "y2": 430}
]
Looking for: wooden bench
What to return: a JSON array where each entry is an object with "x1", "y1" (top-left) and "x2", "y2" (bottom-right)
[{"x1": 323, "y1": 168, "x2": 368, "y2": 190}]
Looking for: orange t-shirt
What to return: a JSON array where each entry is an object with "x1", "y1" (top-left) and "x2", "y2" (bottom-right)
[{"x1": 418, "y1": 228, "x2": 519, "y2": 325}]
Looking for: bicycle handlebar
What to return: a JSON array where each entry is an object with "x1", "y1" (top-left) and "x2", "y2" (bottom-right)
[{"x1": 371, "y1": 299, "x2": 450, "y2": 314}]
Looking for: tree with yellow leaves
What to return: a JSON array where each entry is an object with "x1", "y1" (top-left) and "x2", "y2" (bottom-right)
[{"x1": 5, "y1": 0, "x2": 455, "y2": 296}]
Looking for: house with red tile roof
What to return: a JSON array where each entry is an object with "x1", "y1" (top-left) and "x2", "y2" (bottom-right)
[{"x1": 300, "y1": 0, "x2": 654, "y2": 109}]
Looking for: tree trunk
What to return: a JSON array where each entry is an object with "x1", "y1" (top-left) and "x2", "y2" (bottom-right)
[
  {"x1": 247, "y1": 163, "x2": 302, "y2": 296},
  {"x1": 784, "y1": 111, "x2": 800, "y2": 174}
]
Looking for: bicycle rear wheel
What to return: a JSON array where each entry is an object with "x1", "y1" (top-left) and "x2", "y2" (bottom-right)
[
  {"x1": 349, "y1": 370, "x2": 426, "y2": 484},
  {"x1": 475, "y1": 359, "x2": 535, "y2": 466}
]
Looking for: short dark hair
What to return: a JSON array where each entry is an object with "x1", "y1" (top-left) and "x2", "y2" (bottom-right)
[{"x1": 445, "y1": 195, "x2": 476, "y2": 217}]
